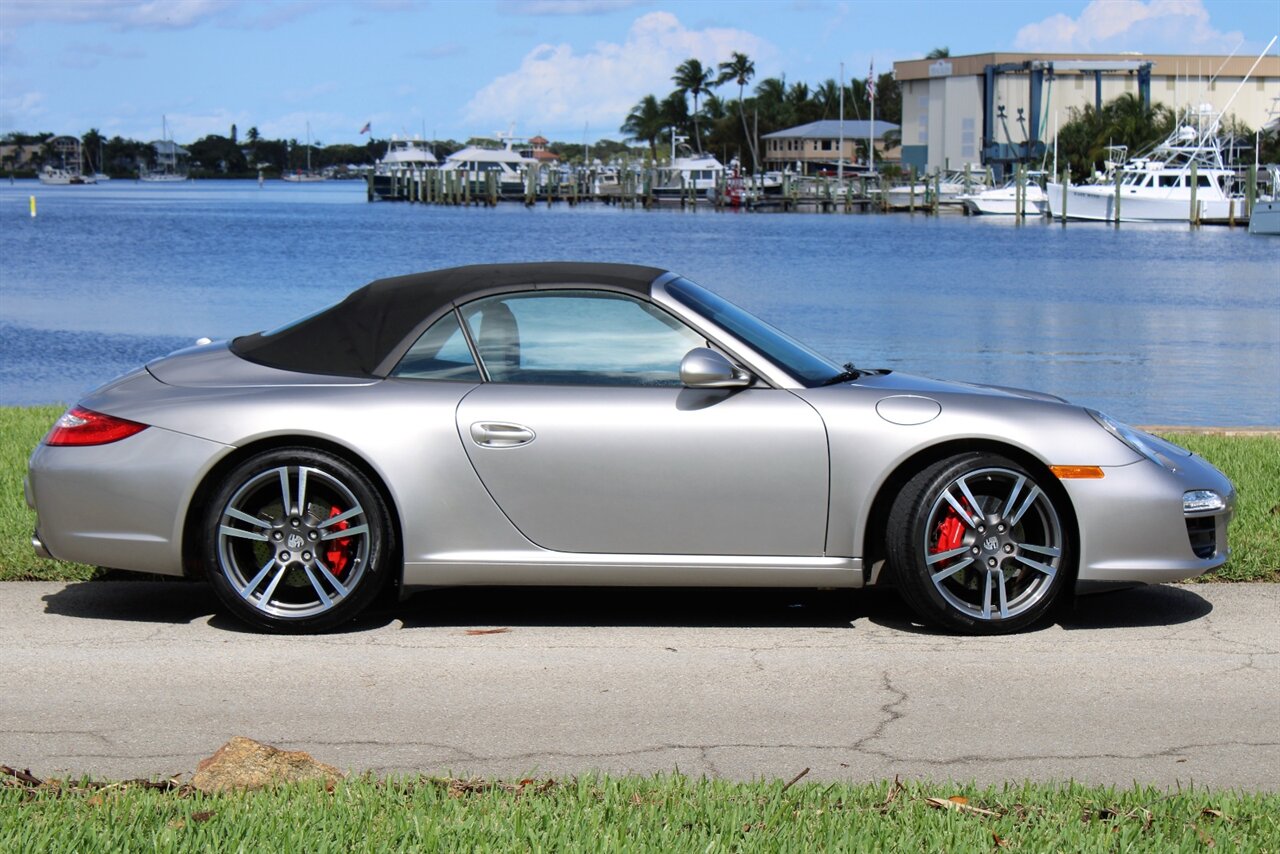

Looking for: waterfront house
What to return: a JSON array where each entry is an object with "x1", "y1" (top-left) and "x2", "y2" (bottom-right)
[{"x1": 762, "y1": 120, "x2": 901, "y2": 175}]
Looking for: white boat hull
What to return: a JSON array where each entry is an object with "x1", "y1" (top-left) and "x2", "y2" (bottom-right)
[
  {"x1": 38, "y1": 167, "x2": 95, "y2": 185},
  {"x1": 1045, "y1": 182, "x2": 1246, "y2": 223},
  {"x1": 960, "y1": 186, "x2": 1047, "y2": 216},
  {"x1": 1248, "y1": 199, "x2": 1280, "y2": 235}
]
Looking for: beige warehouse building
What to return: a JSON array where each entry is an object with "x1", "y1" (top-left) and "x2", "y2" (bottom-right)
[{"x1": 893, "y1": 52, "x2": 1280, "y2": 177}]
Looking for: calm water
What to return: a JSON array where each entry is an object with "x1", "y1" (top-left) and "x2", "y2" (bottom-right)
[{"x1": 2, "y1": 179, "x2": 1277, "y2": 424}]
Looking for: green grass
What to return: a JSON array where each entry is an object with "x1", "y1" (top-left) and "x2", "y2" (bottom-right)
[
  {"x1": 2, "y1": 774, "x2": 1277, "y2": 852},
  {"x1": 0, "y1": 405, "x2": 96, "y2": 581},
  {"x1": 1, "y1": 407, "x2": 1275, "y2": 582}
]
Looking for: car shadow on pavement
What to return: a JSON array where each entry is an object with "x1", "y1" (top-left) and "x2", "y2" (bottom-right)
[
  {"x1": 1058, "y1": 584, "x2": 1213, "y2": 630},
  {"x1": 39, "y1": 580, "x2": 1214, "y2": 634},
  {"x1": 391, "y1": 586, "x2": 873, "y2": 630},
  {"x1": 856, "y1": 584, "x2": 1214, "y2": 635},
  {"x1": 42, "y1": 580, "x2": 218, "y2": 624}
]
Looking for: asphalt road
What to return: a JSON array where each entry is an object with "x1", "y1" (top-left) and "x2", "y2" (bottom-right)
[{"x1": 2, "y1": 581, "x2": 1277, "y2": 789}]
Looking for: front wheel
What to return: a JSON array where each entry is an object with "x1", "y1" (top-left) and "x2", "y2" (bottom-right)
[
  {"x1": 887, "y1": 453, "x2": 1072, "y2": 634},
  {"x1": 202, "y1": 448, "x2": 394, "y2": 633}
]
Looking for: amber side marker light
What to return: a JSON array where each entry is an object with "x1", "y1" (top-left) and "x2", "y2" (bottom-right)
[{"x1": 1050, "y1": 465, "x2": 1105, "y2": 479}]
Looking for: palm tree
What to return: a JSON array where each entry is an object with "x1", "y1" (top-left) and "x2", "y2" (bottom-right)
[
  {"x1": 1100, "y1": 92, "x2": 1174, "y2": 155},
  {"x1": 660, "y1": 91, "x2": 691, "y2": 155},
  {"x1": 620, "y1": 94, "x2": 665, "y2": 161},
  {"x1": 716, "y1": 52, "x2": 757, "y2": 171},
  {"x1": 814, "y1": 79, "x2": 842, "y2": 119},
  {"x1": 701, "y1": 93, "x2": 728, "y2": 122},
  {"x1": 81, "y1": 128, "x2": 104, "y2": 173},
  {"x1": 926, "y1": 47, "x2": 950, "y2": 59},
  {"x1": 753, "y1": 76, "x2": 788, "y2": 129},
  {"x1": 785, "y1": 81, "x2": 816, "y2": 125},
  {"x1": 672, "y1": 58, "x2": 714, "y2": 154}
]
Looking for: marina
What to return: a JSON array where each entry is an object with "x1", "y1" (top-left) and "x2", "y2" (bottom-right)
[
  {"x1": 362, "y1": 133, "x2": 1275, "y2": 223},
  {"x1": 2, "y1": 178, "x2": 1276, "y2": 426}
]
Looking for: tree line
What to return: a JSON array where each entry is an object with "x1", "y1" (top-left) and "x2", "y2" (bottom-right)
[
  {"x1": 2, "y1": 127, "x2": 407, "y2": 178},
  {"x1": 2, "y1": 128, "x2": 654, "y2": 178},
  {"x1": 620, "y1": 52, "x2": 903, "y2": 171}
]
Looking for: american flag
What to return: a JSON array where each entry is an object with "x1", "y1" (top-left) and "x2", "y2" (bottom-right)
[
  {"x1": 867, "y1": 62, "x2": 875, "y2": 101},
  {"x1": 359, "y1": 122, "x2": 371, "y2": 135}
]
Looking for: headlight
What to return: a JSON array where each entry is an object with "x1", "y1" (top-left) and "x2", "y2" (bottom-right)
[
  {"x1": 1087, "y1": 409, "x2": 1191, "y2": 471},
  {"x1": 1183, "y1": 490, "x2": 1226, "y2": 514}
]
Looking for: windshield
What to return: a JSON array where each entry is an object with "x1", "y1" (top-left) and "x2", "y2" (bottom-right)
[{"x1": 665, "y1": 278, "x2": 843, "y2": 386}]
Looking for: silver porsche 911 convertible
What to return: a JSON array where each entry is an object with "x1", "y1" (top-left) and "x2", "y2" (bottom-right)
[{"x1": 26, "y1": 262, "x2": 1234, "y2": 634}]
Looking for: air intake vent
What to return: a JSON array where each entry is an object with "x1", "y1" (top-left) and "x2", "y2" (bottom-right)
[{"x1": 1185, "y1": 516, "x2": 1216, "y2": 559}]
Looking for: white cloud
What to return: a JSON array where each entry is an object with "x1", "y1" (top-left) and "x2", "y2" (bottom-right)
[
  {"x1": 2, "y1": 0, "x2": 318, "y2": 32},
  {"x1": 501, "y1": 0, "x2": 648, "y2": 16},
  {"x1": 1014, "y1": 0, "x2": 1244, "y2": 53},
  {"x1": 0, "y1": 90, "x2": 47, "y2": 130},
  {"x1": 464, "y1": 11, "x2": 771, "y2": 137},
  {"x1": 157, "y1": 110, "x2": 250, "y2": 142},
  {"x1": 2, "y1": 0, "x2": 227, "y2": 30},
  {"x1": 255, "y1": 111, "x2": 356, "y2": 144}
]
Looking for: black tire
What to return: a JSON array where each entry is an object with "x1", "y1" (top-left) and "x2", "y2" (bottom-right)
[
  {"x1": 886, "y1": 452, "x2": 1072, "y2": 634},
  {"x1": 202, "y1": 447, "x2": 394, "y2": 633}
]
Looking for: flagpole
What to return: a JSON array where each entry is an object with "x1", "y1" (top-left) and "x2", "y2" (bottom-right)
[
  {"x1": 838, "y1": 62, "x2": 845, "y2": 183},
  {"x1": 868, "y1": 61, "x2": 876, "y2": 175}
]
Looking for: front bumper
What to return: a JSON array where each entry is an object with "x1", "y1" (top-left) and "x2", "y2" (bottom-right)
[{"x1": 1065, "y1": 451, "x2": 1235, "y2": 586}]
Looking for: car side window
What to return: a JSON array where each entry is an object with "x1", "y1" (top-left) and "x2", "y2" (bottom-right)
[
  {"x1": 458, "y1": 290, "x2": 705, "y2": 386},
  {"x1": 390, "y1": 310, "x2": 483, "y2": 382}
]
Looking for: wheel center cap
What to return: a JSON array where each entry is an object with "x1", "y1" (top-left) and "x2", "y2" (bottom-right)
[
  {"x1": 286, "y1": 533, "x2": 306, "y2": 550},
  {"x1": 982, "y1": 535, "x2": 1000, "y2": 552}
]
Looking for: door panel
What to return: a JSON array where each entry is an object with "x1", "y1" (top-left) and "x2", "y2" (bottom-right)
[{"x1": 456, "y1": 384, "x2": 829, "y2": 556}]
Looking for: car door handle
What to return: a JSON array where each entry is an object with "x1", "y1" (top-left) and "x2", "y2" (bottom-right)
[{"x1": 470, "y1": 422, "x2": 536, "y2": 448}]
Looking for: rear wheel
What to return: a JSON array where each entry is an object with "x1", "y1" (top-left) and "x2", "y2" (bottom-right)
[
  {"x1": 203, "y1": 448, "x2": 393, "y2": 633},
  {"x1": 887, "y1": 453, "x2": 1071, "y2": 634}
]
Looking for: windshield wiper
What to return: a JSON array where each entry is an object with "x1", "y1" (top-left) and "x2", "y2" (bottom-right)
[
  {"x1": 821, "y1": 362, "x2": 864, "y2": 386},
  {"x1": 821, "y1": 361, "x2": 892, "y2": 386}
]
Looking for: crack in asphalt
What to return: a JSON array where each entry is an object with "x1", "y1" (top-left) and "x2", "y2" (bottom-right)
[{"x1": 228, "y1": 737, "x2": 1280, "y2": 770}]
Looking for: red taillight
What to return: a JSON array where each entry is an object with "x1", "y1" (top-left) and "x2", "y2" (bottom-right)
[{"x1": 45, "y1": 407, "x2": 148, "y2": 446}]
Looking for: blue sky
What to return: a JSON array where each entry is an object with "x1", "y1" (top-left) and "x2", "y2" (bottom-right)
[{"x1": 1, "y1": 0, "x2": 1275, "y2": 145}]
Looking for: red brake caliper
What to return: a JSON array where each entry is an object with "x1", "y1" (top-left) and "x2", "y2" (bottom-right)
[
  {"x1": 931, "y1": 507, "x2": 968, "y2": 555},
  {"x1": 324, "y1": 506, "x2": 353, "y2": 576}
]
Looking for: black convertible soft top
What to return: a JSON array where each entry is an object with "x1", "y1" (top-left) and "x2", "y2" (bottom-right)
[{"x1": 231, "y1": 262, "x2": 668, "y2": 378}]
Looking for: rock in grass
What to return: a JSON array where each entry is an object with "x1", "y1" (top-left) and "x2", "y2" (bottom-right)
[{"x1": 191, "y1": 736, "x2": 344, "y2": 793}]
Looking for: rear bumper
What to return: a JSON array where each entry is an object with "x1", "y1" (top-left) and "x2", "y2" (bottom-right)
[{"x1": 27, "y1": 427, "x2": 232, "y2": 576}]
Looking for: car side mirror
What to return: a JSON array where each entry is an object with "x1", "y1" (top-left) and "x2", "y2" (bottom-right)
[{"x1": 680, "y1": 347, "x2": 752, "y2": 389}]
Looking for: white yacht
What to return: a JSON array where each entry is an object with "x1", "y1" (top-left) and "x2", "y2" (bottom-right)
[
  {"x1": 370, "y1": 135, "x2": 440, "y2": 200},
  {"x1": 1248, "y1": 166, "x2": 1280, "y2": 235},
  {"x1": 958, "y1": 172, "x2": 1048, "y2": 216},
  {"x1": 882, "y1": 169, "x2": 985, "y2": 208},
  {"x1": 140, "y1": 118, "x2": 189, "y2": 182},
  {"x1": 1046, "y1": 108, "x2": 1246, "y2": 224},
  {"x1": 376, "y1": 136, "x2": 438, "y2": 174},
  {"x1": 38, "y1": 136, "x2": 95, "y2": 184},
  {"x1": 440, "y1": 136, "x2": 536, "y2": 194},
  {"x1": 38, "y1": 165, "x2": 95, "y2": 185},
  {"x1": 653, "y1": 145, "x2": 725, "y2": 201}
]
